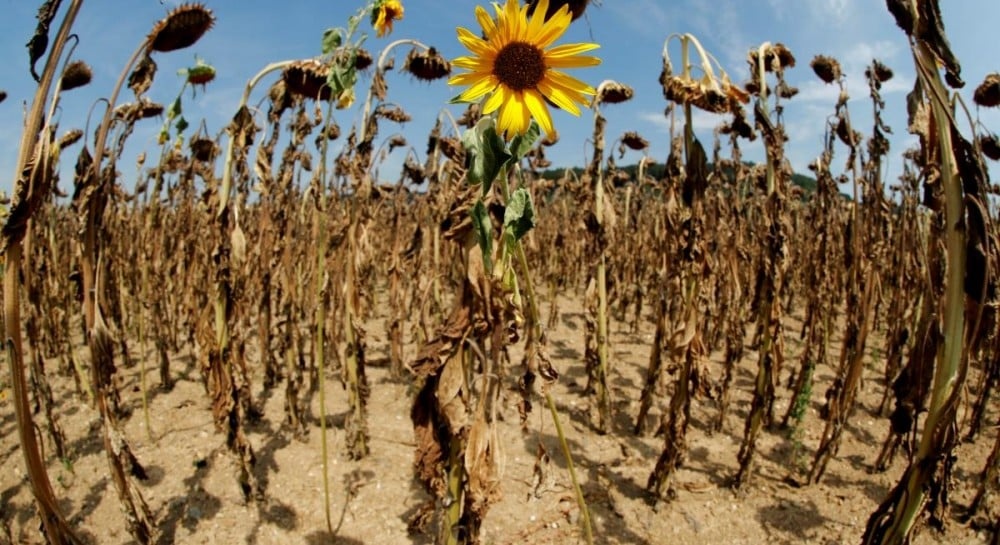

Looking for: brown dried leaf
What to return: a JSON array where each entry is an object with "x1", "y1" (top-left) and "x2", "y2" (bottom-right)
[
  {"x1": 231, "y1": 221, "x2": 247, "y2": 264},
  {"x1": 916, "y1": 0, "x2": 963, "y2": 88},
  {"x1": 128, "y1": 54, "x2": 157, "y2": 97},
  {"x1": 27, "y1": 0, "x2": 62, "y2": 81},
  {"x1": 436, "y1": 351, "x2": 468, "y2": 433},
  {"x1": 372, "y1": 69, "x2": 387, "y2": 102},
  {"x1": 464, "y1": 416, "x2": 502, "y2": 518}
]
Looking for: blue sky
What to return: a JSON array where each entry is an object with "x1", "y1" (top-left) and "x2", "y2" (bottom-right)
[{"x1": 1, "y1": 0, "x2": 998, "y2": 196}]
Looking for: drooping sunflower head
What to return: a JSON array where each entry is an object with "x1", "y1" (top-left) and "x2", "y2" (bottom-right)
[
  {"x1": 449, "y1": 0, "x2": 601, "y2": 140},
  {"x1": 147, "y1": 3, "x2": 215, "y2": 54},
  {"x1": 372, "y1": 0, "x2": 404, "y2": 38}
]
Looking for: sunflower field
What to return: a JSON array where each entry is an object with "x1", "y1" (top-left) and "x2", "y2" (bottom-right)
[{"x1": 1, "y1": 0, "x2": 999, "y2": 544}]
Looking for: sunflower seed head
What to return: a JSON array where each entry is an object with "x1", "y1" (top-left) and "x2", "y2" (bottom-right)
[
  {"x1": 59, "y1": 129, "x2": 83, "y2": 150},
  {"x1": 148, "y1": 3, "x2": 215, "y2": 53},
  {"x1": 660, "y1": 74, "x2": 729, "y2": 114},
  {"x1": 596, "y1": 81, "x2": 633, "y2": 105},
  {"x1": 354, "y1": 48, "x2": 374, "y2": 71},
  {"x1": 282, "y1": 60, "x2": 332, "y2": 101},
  {"x1": 750, "y1": 43, "x2": 796, "y2": 74},
  {"x1": 404, "y1": 47, "x2": 451, "y2": 82},
  {"x1": 621, "y1": 131, "x2": 648, "y2": 151},
  {"x1": 981, "y1": 133, "x2": 1000, "y2": 161},
  {"x1": 973, "y1": 73, "x2": 1000, "y2": 108},
  {"x1": 866, "y1": 60, "x2": 894, "y2": 83},
  {"x1": 810, "y1": 55, "x2": 841, "y2": 84},
  {"x1": 189, "y1": 137, "x2": 218, "y2": 162},
  {"x1": 377, "y1": 105, "x2": 412, "y2": 123},
  {"x1": 61, "y1": 60, "x2": 93, "y2": 91}
]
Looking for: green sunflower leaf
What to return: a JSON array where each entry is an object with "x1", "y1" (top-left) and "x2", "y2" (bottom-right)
[
  {"x1": 503, "y1": 187, "x2": 535, "y2": 242},
  {"x1": 167, "y1": 96, "x2": 182, "y2": 120},
  {"x1": 322, "y1": 28, "x2": 344, "y2": 55},
  {"x1": 507, "y1": 121, "x2": 539, "y2": 163},
  {"x1": 462, "y1": 117, "x2": 511, "y2": 195},
  {"x1": 471, "y1": 200, "x2": 494, "y2": 273}
]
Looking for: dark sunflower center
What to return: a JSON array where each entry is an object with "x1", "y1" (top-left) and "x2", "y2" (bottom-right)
[{"x1": 493, "y1": 42, "x2": 545, "y2": 91}]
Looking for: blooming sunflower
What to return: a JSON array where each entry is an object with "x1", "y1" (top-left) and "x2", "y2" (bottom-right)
[
  {"x1": 372, "y1": 0, "x2": 404, "y2": 38},
  {"x1": 449, "y1": 0, "x2": 600, "y2": 139}
]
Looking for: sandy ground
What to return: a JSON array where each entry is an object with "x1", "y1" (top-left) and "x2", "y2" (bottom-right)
[{"x1": 0, "y1": 292, "x2": 996, "y2": 545}]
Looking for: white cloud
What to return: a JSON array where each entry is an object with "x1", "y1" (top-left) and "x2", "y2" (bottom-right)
[
  {"x1": 820, "y1": 0, "x2": 852, "y2": 22},
  {"x1": 639, "y1": 108, "x2": 730, "y2": 134},
  {"x1": 768, "y1": 0, "x2": 854, "y2": 25},
  {"x1": 794, "y1": 72, "x2": 911, "y2": 104},
  {"x1": 840, "y1": 40, "x2": 903, "y2": 71}
]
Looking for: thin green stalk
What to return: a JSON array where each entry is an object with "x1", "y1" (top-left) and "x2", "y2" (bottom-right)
[
  {"x1": 315, "y1": 100, "x2": 334, "y2": 533},
  {"x1": 444, "y1": 430, "x2": 464, "y2": 545},
  {"x1": 546, "y1": 392, "x2": 594, "y2": 545},
  {"x1": 509, "y1": 169, "x2": 594, "y2": 545}
]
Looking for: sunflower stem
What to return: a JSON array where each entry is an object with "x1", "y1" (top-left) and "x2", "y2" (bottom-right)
[{"x1": 511, "y1": 167, "x2": 594, "y2": 545}]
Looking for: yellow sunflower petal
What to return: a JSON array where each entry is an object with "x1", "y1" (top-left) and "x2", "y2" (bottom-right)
[
  {"x1": 475, "y1": 5, "x2": 497, "y2": 38},
  {"x1": 531, "y1": 6, "x2": 571, "y2": 48},
  {"x1": 523, "y1": 89, "x2": 555, "y2": 138},
  {"x1": 482, "y1": 85, "x2": 507, "y2": 115},
  {"x1": 452, "y1": 56, "x2": 491, "y2": 70},
  {"x1": 546, "y1": 69, "x2": 597, "y2": 97},
  {"x1": 498, "y1": 91, "x2": 530, "y2": 137},
  {"x1": 502, "y1": 0, "x2": 523, "y2": 41},
  {"x1": 457, "y1": 75, "x2": 499, "y2": 102},
  {"x1": 545, "y1": 54, "x2": 601, "y2": 69},
  {"x1": 488, "y1": 3, "x2": 507, "y2": 45},
  {"x1": 546, "y1": 42, "x2": 601, "y2": 58},
  {"x1": 537, "y1": 79, "x2": 582, "y2": 116},
  {"x1": 457, "y1": 27, "x2": 494, "y2": 57},
  {"x1": 527, "y1": 0, "x2": 549, "y2": 38},
  {"x1": 449, "y1": 71, "x2": 492, "y2": 86}
]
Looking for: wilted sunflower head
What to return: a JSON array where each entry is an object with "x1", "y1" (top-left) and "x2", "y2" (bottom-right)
[
  {"x1": 866, "y1": 60, "x2": 893, "y2": 84},
  {"x1": 404, "y1": 47, "x2": 452, "y2": 82},
  {"x1": 372, "y1": 0, "x2": 404, "y2": 38},
  {"x1": 974, "y1": 73, "x2": 1000, "y2": 108},
  {"x1": 147, "y1": 3, "x2": 214, "y2": 53},
  {"x1": 810, "y1": 55, "x2": 841, "y2": 85},
  {"x1": 354, "y1": 48, "x2": 374, "y2": 71},
  {"x1": 59, "y1": 129, "x2": 84, "y2": 150},
  {"x1": 660, "y1": 33, "x2": 749, "y2": 114},
  {"x1": 61, "y1": 60, "x2": 93, "y2": 91},
  {"x1": 282, "y1": 60, "x2": 332, "y2": 101},
  {"x1": 449, "y1": 0, "x2": 601, "y2": 140},
  {"x1": 595, "y1": 80, "x2": 633, "y2": 105},
  {"x1": 620, "y1": 131, "x2": 648, "y2": 151},
  {"x1": 981, "y1": 133, "x2": 1000, "y2": 161},
  {"x1": 189, "y1": 136, "x2": 218, "y2": 162}
]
